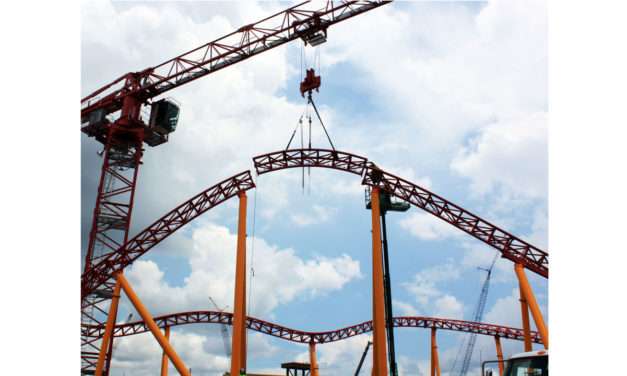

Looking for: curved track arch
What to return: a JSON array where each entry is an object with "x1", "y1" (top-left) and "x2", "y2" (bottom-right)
[
  {"x1": 81, "y1": 171, "x2": 255, "y2": 299},
  {"x1": 83, "y1": 310, "x2": 542, "y2": 344},
  {"x1": 82, "y1": 148, "x2": 548, "y2": 299}
]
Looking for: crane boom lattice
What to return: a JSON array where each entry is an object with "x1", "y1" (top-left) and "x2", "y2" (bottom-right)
[{"x1": 458, "y1": 254, "x2": 498, "y2": 376}]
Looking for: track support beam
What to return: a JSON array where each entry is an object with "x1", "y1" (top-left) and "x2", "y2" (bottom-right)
[
  {"x1": 116, "y1": 273, "x2": 190, "y2": 376},
  {"x1": 161, "y1": 326, "x2": 170, "y2": 376},
  {"x1": 430, "y1": 328, "x2": 440, "y2": 376},
  {"x1": 518, "y1": 283, "x2": 533, "y2": 352},
  {"x1": 230, "y1": 191, "x2": 248, "y2": 376},
  {"x1": 495, "y1": 336, "x2": 504, "y2": 376},
  {"x1": 370, "y1": 187, "x2": 388, "y2": 376},
  {"x1": 95, "y1": 279, "x2": 121, "y2": 376},
  {"x1": 309, "y1": 342, "x2": 319, "y2": 376},
  {"x1": 515, "y1": 263, "x2": 548, "y2": 349}
]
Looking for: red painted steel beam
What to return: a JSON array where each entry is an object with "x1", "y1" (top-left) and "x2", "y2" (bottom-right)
[
  {"x1": 82, "y1": 310, "x2": 542, "y2": 344},
  {"x1": 81, "y1": 171, "x2": 255, "y2": 299},
  {"x1": 362, "y1": 163, "x2": 549, "y2": 278},
  {"x1": 82, "y1": 150, "x2": 547, "y2": 300},
  {"x1": 253, "y1": 148, "x2": 368, "y2": 176},
  {"x1": 81, "y1": 1, "x2": 391, "y2": 119}
]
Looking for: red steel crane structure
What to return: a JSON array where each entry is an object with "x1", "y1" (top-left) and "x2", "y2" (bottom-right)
[{"x1": 80, "y1": 1, "x2": 391, "y2": 374}]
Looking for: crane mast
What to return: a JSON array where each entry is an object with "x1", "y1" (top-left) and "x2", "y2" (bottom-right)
[
  {"x1": 209, "y1": 297, "x2": 232, "y2": 359},
  {"x1": 80, "y1": 1, "x2": 391, "y2": 374},
  {"x1": 458, "y1": 254, "x2": 498, "y2": 376}
]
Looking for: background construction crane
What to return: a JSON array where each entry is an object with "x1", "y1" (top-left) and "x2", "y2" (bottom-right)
[
  {"x1": 453, "y1": 254, "x2": 499, "y2": 376},
  {"x1": 209, "y1": 297, "x2": 232, "y2": 359},
  {"x1": 354, "y1": 340, "x2": 372, "y2": 376},
  {"x1": 80, "y1": 1, "x2": 391, "y2": 374}
]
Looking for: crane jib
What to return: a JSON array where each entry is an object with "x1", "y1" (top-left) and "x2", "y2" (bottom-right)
[{"x1": 80, "y1": 1, "x2": 391, "y2": 120}]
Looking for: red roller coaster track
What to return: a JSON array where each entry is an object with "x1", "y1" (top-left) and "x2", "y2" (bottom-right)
[
  {"x1": 82, "y1": 149, "x2": 548, "y2": 300},
  {"x1": 83, "y1": 310, "x2": 541, "y2": 344},
  {"x1": 362, "y1": 163, "x2": 549, "y2": 278},
  {"x1": 81, "y1": 171, "x2": 255, "y2": 300},
  {"x1": 80, "y1": 148, "x2": 548, "y2": 372},
  {"x1": 253, "y1": 148, "x2": 368, "y2": 176}
]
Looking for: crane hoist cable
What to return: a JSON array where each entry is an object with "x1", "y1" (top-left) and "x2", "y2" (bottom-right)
[
  {"x1": 284, "y1": 101, "x2": 308, "y2": 150},
  {"x1": 307, "y1": 91, "x2": 336, "y2": 151}
]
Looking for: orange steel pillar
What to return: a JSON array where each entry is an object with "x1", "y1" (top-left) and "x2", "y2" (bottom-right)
[
  {"x1": 160, "y1": 326, "x2": 170, "y2": 376},
  {"x1": 309, "y1": 342, "x2": 319, "y2": 376},
  {"x1": 95, "y1": 279, "x2": 122, "y2": 376},
  {"x1": 494, "y1": 336, "x2": 504, "y2": 376},
  {"x1": 518, "y1": 284, "x2": 532, "y2": 352},
  {"x1": 515, "y1": 263, "x2": 549, "y2": 349},
  {"x1": 230, "y1": 191, "x2": 248, "y2": 376},
  {"x1": 430, "y1": 328, "x2": 441, "y2": 376},
  {"x1": 116, "y1": 273, "x2": 191, "y2": 376},
  {"x1": 370, "y1": 187, "x2": 388, "y2": 376}
]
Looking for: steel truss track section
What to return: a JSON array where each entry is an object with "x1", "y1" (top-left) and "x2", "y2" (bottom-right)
[
  {"x1": 82, "y1": 311, "x2": 541, "y2": 344},
  {"x1": 362, "y1": 163, "x2": 549, "y2": 278},
  {"x1": 81, "y1": 1, "x2": 390, "y2": 118},
  {"x1": 81, "y1": 171, "x2": 255, "y2": 299},
  {"x1": 253, "y1": 148, "x2": 368, "y2": 176}
]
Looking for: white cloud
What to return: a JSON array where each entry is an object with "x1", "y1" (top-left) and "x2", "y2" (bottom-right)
[
  {"x1": 393, "y1": 299, "x2": 419, "y2": 316},
  {"x1": 451, "y1": 112, "x2": 548, "y2": 200},
  {"x1": 125, "y1": 222, "x2": 362, "y2": 317},
  {"x1": 433, "y1": 295, "x2": 464, "y2": 319},
  {"x1": 319, "y1": 0, "x2": 547, "y2": 164},
  {"x1": 402, "y1": 261, "x2": 464, "y2": 319},
  {"x1": 110, "y1": 330, "x2": 230, "y2": 376},
  {"x1": 399, "y1": 212, "x2": 462, "y2": 241},
  {"x1": 290, "y1": 204, "x2": 338, "y2": 227},
  {"x1": 294, "y1": 335, "x2": 373, "y2": 375}
]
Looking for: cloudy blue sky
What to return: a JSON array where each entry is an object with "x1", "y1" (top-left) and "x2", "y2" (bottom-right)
[{"x1": 81, "y1": 1, "x2": 548, "y2": 375}]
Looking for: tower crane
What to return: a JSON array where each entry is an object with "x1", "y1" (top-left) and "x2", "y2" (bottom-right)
[
  {"x1": 209, "y1": 297, "x2": 232, "y2": 359},
  {"x1": 456, "y1": 254, "x2": 499, "y2": 376},
  {"x1": 80, "y1": 1, "x2": 391, "y2": 374}
]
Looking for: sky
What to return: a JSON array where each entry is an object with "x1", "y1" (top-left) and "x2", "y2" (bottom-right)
[{"x1": 81, "y1": 1, "x2": 548, "y2": 375}]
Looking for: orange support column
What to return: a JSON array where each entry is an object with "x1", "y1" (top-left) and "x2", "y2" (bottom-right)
[
  {"x1": 518, "y1": 284, "x2": 532, "y2": 352},
  {"x1": 309, "y1": 342, "x2": 319, "y2": 376},
  {"x1": 370, "y1": 187, "x2": 388, "y2": 376},
  {"x1": 161, "y1": 326, "x2": 170, "y2": 376},
  {"x1": 116, "y1": 273, "x2": 191, "y2": 376},
  {"x1": 230, "y1": 191, "x2": 248, "y2": 376},
  {"x1": 494, "y1": 336, "x2": 504, "y2": 376},
  {"x1": 95, "y1": 279, "x2": 122, "y2": 376},
  {"x1": 515, "y1": 263, "x2": 549, "y2": 349},
  {"x1": 430, "y1": 328, "x2": 440, "y2": 376}
]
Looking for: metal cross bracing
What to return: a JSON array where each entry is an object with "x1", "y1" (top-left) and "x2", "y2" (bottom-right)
[
  {"x1": 81, "y1": 131, "x2": 144, "y2": 373},
  {"x1": 83, "y1": 148, "x2": 549, "y2": 299},
  {"x1": 80, "y1": 0, "x2": 391, "y2": 121},
  {"x1": 81, "y1": 171, "x2": 255, "y2": 299},
  {"x1": 362, "y1": 163, "x2": 549, "y2": 278},
  {"x1": 253, "y1": 148, "x2": 368, "y2": 176},
  {"x1": 82, "y1": 310, "x2": 542, "y2": 345}
]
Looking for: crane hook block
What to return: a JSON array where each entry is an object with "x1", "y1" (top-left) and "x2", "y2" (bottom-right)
[{"x1": 300, "y1": 68, "x2": 321, "y2": 98}]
